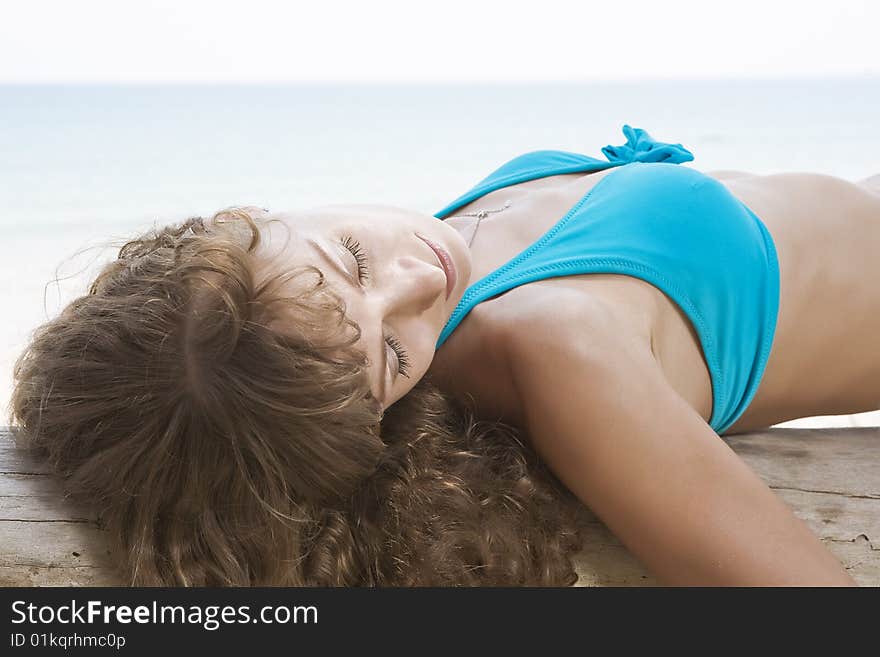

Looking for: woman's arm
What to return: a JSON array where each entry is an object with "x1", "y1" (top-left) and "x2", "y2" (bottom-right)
[{"x1": 503, "y1": 304, "x2": 856, "y2": 586}]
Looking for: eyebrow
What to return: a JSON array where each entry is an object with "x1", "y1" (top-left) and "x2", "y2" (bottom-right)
[{"x1": 305, "y1": 237, "x2": 388, "y2": 402}]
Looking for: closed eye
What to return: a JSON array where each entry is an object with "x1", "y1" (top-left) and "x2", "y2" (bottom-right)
[
  {"x1": 339, "y1": 234, "x2": 411, "y2": 379},
  {"x1": 385, "y1": 333, "x2": 411, "y2": 378},
  {"x1": 341, "y1": 235, "x2": 369, "y2": 284}
]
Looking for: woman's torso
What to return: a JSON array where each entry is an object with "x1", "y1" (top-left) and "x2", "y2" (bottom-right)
[{"x1": 428, "y1": 164, "x2": 880, "y2": 435}]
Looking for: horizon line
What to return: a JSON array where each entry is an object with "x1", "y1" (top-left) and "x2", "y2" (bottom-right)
[{"x1": 2, "y1": 72, "x2": 879, "y2": 86}]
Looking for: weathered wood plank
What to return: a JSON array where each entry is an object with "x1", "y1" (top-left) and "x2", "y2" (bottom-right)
[
  {"x1": 0, "y1": 518, "x2": 124, "y2": 589},
  {"x1": 0, "y1": 441, "x2": 53, "y2": 474},
  {"x1": 572, "y1": 535, "x2": 880, "y2": 587},
  {"x1": 771, "y1": 487, "x2": 880, "y2": 546},
  {"x1": 724, "y1": 428, "x2": 880, "y2": 498},
  {"x1": 3, "y1": 426, "x2": 879, "y2": 586},
  {"x1": 0, "y1": 566, "x2": 123, "y2": 587},
  {"x1": 571, "y1": 489, "x2": 880, "y2": 587},
  {"x1": 0, "y1": 472, "x2": 100, "y2": 522}
]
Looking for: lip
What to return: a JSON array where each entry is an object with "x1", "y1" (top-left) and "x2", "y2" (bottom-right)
[{"x1": 417, "y1": 234, "x2": 456, "y2": 300}]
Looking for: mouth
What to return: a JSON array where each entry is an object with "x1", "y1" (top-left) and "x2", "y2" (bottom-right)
[{"x1": 417, "y1": 234, "x2": 457, "y2": 300}]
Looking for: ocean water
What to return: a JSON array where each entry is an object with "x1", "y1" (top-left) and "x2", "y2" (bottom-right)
[{"x1": 2, "y1": 79, "x2": 879, "y2": 425}]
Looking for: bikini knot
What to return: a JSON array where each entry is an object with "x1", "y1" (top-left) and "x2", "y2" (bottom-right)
[{"x1": 601, "y1": 124, "x2": 695, "y2": 164}]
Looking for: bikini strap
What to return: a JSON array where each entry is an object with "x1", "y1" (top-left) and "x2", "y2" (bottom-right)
[{"x1": 434, "y1": 124, "x2": 694, "y2": 219}]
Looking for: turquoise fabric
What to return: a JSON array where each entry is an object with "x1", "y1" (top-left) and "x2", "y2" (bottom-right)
[{"x1": 433, "y1": 125, "x2": 780, "y2": 435}]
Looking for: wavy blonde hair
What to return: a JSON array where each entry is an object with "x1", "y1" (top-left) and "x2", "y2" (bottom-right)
[{"x1": 9, "y1": 206, "x2": 590, "y2": 586}]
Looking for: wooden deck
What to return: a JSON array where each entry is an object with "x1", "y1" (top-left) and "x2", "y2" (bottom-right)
[{"x1": 1, "y1": 426, "x2": 877, "y2": 586}]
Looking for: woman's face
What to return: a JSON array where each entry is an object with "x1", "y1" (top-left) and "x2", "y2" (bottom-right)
[{"x1": 255, "y1": 204, "x2": 472, "y2": 410}]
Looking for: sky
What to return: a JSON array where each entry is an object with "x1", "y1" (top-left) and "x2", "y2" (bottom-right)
[{"x1": 1, "y1": 0, "x2": 877, "y2": 82}]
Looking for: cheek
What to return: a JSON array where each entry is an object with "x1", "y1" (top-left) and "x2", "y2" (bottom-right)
[{"x1": 389, "y1": 375, "x2": 420, "y2": 408}]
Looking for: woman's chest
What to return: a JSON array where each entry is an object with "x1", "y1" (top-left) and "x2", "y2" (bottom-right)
[
  {"x1": 437, "y1": 166, "x2": 717, "y2": 425},
  {"x1": 432, "y1": 270, "x2": 709, "y2": 429},
  {"x1": 443, "y1": 167, "x2": 621, "y2": 287}
]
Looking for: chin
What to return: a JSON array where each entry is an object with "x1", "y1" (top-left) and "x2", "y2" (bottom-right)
[{"x1": 444, "y1": 228, "x2": 472, "y2": 277}]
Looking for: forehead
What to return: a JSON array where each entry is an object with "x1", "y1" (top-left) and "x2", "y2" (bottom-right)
[
  {"x1": 274, "y1": 204, "x2": 385, "y2": 225},
  {"x1": 250, "y1": 212, "x2": 386, "y2": 402},
  {"x1": 276, "y1": 203, "x2": 415, "y2": 230},
  {"x1": 251, "y1": 214, "x2": 336, "y2": 294},
  {"x1": 254, "y1": 204, "x2": 395, "y2": 264}
]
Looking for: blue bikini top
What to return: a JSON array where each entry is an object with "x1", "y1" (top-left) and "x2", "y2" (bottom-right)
[{"x1": 432, "y1": 125, "x2": 780, "y2": 435}]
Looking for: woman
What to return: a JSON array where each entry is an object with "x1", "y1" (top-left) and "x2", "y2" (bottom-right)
[{"x1": 10, "y1": 126, "x2": 877, "y2": 586}]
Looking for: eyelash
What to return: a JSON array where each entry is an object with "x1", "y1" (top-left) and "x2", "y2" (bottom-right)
[
  {"x1": 385, "y1": 334, "x2": 411, "y2": 378},
  {"x1": 341, "y1": 234, "x2": 411, "y2": 378},
  {"x1": 341, "y1": 235, "x2": 370, "y2": 284}
]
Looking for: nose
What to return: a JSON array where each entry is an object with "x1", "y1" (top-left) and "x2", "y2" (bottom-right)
[{"x1": 376, "y1": 253, "x2": 446, "y2": 317}]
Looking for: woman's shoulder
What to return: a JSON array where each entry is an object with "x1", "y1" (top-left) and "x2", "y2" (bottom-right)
[
  {"x1": 484, "y1": 274, "x2": 661, "y2": 362},
  {"x1": 478, "y1": 279, "x2": 661, "y2": 428},
  {"x1": 430, "y1": 275, "x2": 662, "y2": 427}
]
